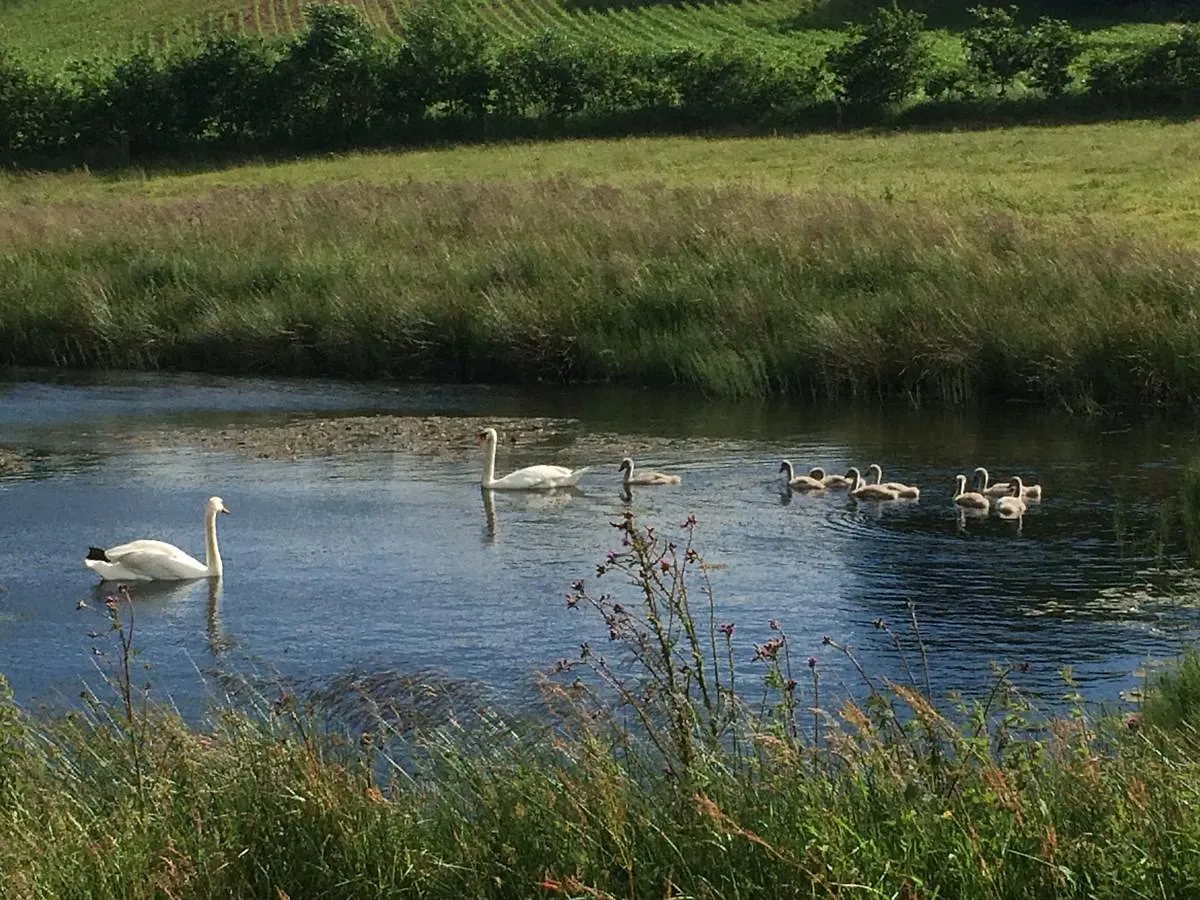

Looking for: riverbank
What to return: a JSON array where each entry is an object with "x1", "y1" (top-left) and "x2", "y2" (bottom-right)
[
  {"x1": 2, "y1": 519, "x2": 1199, "y2": 899},
  {"x1": 4, "y1": 136, "x2": 1200, "y2": 408}
]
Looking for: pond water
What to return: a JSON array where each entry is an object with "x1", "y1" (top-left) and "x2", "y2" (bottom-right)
[{"x1": 2, "y1": 371, "x2": 1198, "y2": 722}]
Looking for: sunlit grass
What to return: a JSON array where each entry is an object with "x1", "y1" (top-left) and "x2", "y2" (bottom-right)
[
  {"x1": 6, "y1": 122, "x2": 1200, "y2": 241},
  {"x1": 2, "y1": 175, "x2": 1199, "y2": 405}
]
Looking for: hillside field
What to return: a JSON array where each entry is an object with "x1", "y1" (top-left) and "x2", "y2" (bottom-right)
[
  {"x1": 4, "y1": 122, "x2": 1197, "y2": 241},
  {"x1": 0, "y1": 0, "x2": 1180, "y2": 66}
]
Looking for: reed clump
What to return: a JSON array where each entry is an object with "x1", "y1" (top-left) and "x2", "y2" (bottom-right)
[
  {"x1": 1, "y1": 515, "x2": 1199, "y2": 898},
  {"x1": 3, "y1": 178, "x2": 1200, "y2": 409}
]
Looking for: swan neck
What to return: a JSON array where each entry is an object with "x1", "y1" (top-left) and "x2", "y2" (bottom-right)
[
  {"x1": 205, "y1": 507, "x2": 222, "y2": 577},
  {"x1": 482, "y1": 432, "x2": 497, "y2": 486}
]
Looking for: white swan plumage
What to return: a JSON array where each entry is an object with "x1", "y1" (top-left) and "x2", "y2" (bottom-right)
[
  {"x1": 996, "y1": 477, "x2": 1028, "y2": 519},
  {"x1": 619, "y1": 456, "x2": 681, "y2": 486},
  {"x1": 866, "y1": 463, "x2": 920, "y2": 499},
  {"x1": 845, "y1": 467, "x2": 899, "y2": 501},
  {"x1": 478, "y1": 427, "x2": 589, "y2": 490},
  {"x1": 952, "y1": 474, "x2": 990, "y2": 510},
  {"x1": 780, "y1": 460, "x2": 825, "y2": 491},
  {"x1": 85, "y1": 496, "x2": 230, "y2": 582},
  {"x1": 974, "y1": 467, "x2": 1041, "y2": 500}
]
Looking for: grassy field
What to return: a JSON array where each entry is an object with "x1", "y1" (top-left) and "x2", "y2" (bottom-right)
[
  {"x1": 2, "y1": 123, "x2": 1200, "y2": 405},
  {"x1": 5, "y1": 121, "x2": 1199, "y2": 240}
]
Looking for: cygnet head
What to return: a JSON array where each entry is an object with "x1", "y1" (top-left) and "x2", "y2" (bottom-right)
[
  {"x1": 207, "y1": 496, "x2": 231, "y2": 516},
  {"x1": 867, "y1": 463, "x2": 883, "y2": 480},
  {"x1": 779, "y1": 460, "x2": 795, "y2": 478},
  {"x1": 618, "y1": 457, "x2": 633, "y2": 475},
  {"x1": 476, "y1": 427, "x2": 498, "y2": 446},
  {"x1": 808, "y1": 467, "x2": 826, "y2": 480}
]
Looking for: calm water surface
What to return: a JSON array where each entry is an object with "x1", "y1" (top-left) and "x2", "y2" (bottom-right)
[{"x1": 2, "y1": 372, "x2": 1199, "y2": 718}]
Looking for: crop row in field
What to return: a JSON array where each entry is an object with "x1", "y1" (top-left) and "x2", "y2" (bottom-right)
[{"x1": 1, "y1": 0, "x2": 1177, "y2": 65}]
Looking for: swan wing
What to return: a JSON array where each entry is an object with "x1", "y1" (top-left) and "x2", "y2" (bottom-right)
[
  {"x1": 632, "y1": 471, "x2": 680, "y2": 486},
  {"x1": 490, "y1": 464, "x2": 589, "y2": 490},
  {"x1": 94, "y1": 540, "x2": 207, "y2": 580}
]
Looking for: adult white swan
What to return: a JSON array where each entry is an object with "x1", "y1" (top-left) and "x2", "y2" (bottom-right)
[
  {"x1": 619, "y1": 457, "x2": 681, "y2": 486},
  {"x1": 478, "y1": 427, "x2": 589, "y2": 490},
  {"x1": 85, "y1": 496, "x2": 230, "y2": 582}
]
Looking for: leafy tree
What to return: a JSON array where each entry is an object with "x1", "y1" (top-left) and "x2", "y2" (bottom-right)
[
  {"x1": 963, "y1": 5, "x2": 1031, "y2": 97},
  {"x1": 1027, "y1": 16, "x2": 1082, "y2": 97},
  {"x1": 826, "y1": 5, "x2": 932, "y2": 109},
  {"x1": 275, "y1": 3, "x2": 389, "y2": 146},
  {"x1": 398, "y1": 0, "x2": 495, "y2": 119}
]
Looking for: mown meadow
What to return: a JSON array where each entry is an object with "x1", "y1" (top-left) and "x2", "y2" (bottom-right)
[{"x1": 3, "y1": 513, "x2": 1200, "y2": 899}]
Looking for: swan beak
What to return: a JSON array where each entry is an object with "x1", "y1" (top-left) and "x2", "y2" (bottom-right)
[
  {"x1": 220, "y1": 505, "x2": 231, "y2": 515},
  {"x1": 476, "y1": 432, "x2": 486, "y2": 446}
]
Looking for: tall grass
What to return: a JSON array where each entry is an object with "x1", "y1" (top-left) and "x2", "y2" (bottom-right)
[
  {"x1": 2, "y1": 514, "x2": 1200, "y2": 898},
  {"x1": 3, "y1": 178, "x2": 1200, "y2": 407}
]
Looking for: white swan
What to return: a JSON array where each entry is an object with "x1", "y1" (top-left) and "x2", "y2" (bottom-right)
[
  {"x1": 478, "y1": 427, "x2": 589, "y2": 491},
  {"x1": 866, "y1": 463, "x2": 920, "y2": 499},
  {"x1": 974, "y1": 467, "x2": 1041, "y2": 500},
  {"x1": 85, "y1": 496, "x2": 229, "y2": 582},
  {"x1": 619, "y1": 457, "x2": 681, "y2": 486},
  {"x1": 996, "y1": 477, "x2": 1028, "y2": 519},
  {"x1": 952, "y1": 474, "x2": 989, "y2": 510},
  {"x1": 780, "y1": 460, "x2": 825, "y2": 491},
  {"x1": 808, "y1": 466, "x2": 851, "y2": 489},
  {"x1": 845, "y1": 467, "x2": 899, "y2": 501}
]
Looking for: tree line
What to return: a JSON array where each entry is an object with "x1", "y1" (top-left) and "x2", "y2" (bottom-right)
[{"x1": 1, "y1": 2, "x2": 1198, "y2": 166}]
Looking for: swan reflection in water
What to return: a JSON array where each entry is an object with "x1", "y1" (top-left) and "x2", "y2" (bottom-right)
[
  {"x1": 86, "y1": 577, "x2": 232, "y2": 655},
  {"x1": 479, "y1": 484, "x2": 584, "y2": 545}
]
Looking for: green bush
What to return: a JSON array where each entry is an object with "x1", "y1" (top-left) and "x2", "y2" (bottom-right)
[
  {"x1": 397, "y1": 0, "x2": 496, "y2": 119},
  {"x1": 661, "y1": 43, "x2": 825, "y2": 119},
  {"x1": 171, "y1": 33, "x2": 277, "y2": 145},
  {"x1": 274, "y1": 4, "x2": 390, "y2": 146},
  {"x1": 1142, "y1": 648, "x2": 1200, "y2": 735},
  {"x1": 826, "y1": 4, "x2": 933, "y2": 109},
  {"x1": 1088, "y1": 24, "x2": 1200, "y2": 106},
  {"x1": 1027, "y1": 16, "x2": 1082, "y2": 97},
  {"x1": 0, "y1": 47, "x2": 67, "y2": 157},
  {"x1": 964, "y1": 5, "x2": 1030, "y2": 97}
]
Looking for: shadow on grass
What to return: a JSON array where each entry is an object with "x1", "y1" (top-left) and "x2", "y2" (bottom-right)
[{"x1": 20, "y1": 92, "x2": 1195, "y2": 183}]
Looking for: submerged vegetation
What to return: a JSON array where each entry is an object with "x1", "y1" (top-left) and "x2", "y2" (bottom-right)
[
  {"x1": 3, "y1": 176, "x2": 1200, "y2": 407},
  {"x1": 3, "y1": 515, "x2": 1200, "y2": 898}
]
